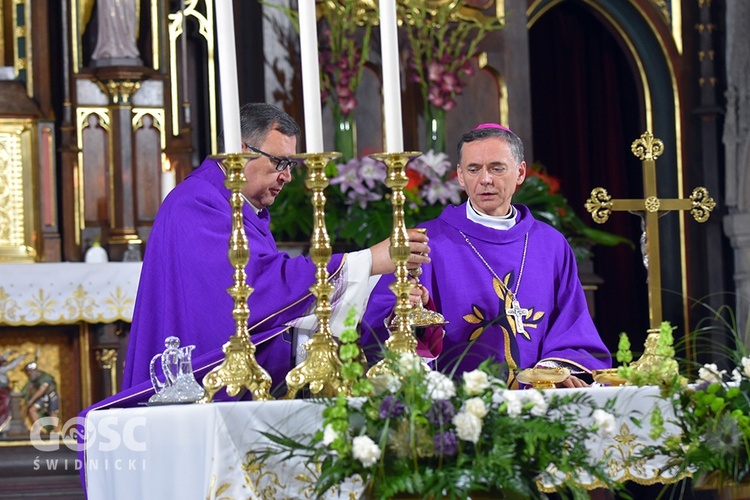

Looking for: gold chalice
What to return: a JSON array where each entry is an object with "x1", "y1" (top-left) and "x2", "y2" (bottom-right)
[{"x1": 515, "y1": 366, "x2": 570, "y2": 389}]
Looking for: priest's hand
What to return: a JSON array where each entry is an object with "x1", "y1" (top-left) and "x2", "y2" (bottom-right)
[
  {"x1": 369, "y1": 229, "x2": 431, "y2": 276},
  {"x1": 556, "y1": 375, "x2": 589, "y2": 388},
  {"x1": 408, "y1": 282, "x2": 429, "y2": 306}
]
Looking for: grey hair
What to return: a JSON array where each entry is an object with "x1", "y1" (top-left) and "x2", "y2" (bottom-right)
[
  {"x1": 456, "y1": 127, "x2": 524, "y2": 165},
  {"x1": 219, "y1": 102, "x2": 301, "y2": 149}
]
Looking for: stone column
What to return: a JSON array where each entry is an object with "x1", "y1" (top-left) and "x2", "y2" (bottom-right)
[{"x1": 722, "y1": 1, "x2": 750, "y2": 345}]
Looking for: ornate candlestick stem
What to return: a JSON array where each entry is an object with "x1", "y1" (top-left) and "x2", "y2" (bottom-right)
[
  {"x1": 285, "y1": 152, "x2": 347, "y2": 399},
  {"x1": 368, "y1": 152, "x2": 423, "y2": 378},
  {"x1": 201, "y1": 153, "x2": 273, "y2": 402}
]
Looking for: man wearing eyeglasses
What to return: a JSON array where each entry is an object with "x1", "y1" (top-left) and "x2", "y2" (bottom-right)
[{"x1": 94, "y1": 102, "x2": 429, "y2": 407}]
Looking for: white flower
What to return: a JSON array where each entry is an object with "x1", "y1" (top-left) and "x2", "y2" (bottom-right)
[
  {"x1": 741, "y1": 356, "x2": 750, "y2": 378},
  {"x1": 698, "y1": 363, "x2": 726, "y2": 384},
  {"x1": 322, "y1": 424, "x2": 339, "y2": 446},
  {"x1": 398, "y1": 352, "x2": 423, "y2": 374},
  {"x1": 732, "y1": 368, "x2": 743, "y2": 384},
  {"x1": 452, "y1": 411, "x2": 482, "y2": 443},
  {"x1": 463, "y1": 397, "x2": 488, "y2": 419},
  {"x1": 351, "y1": 435, "x2": 381, "y2": 467},
  {"x1": 503, "y1": 391, "x2": 523, "y2": 418},
  {"x1": 522, "y1": 390, "x2": 549, "y2": 417},
  {"x1": 463, "y1": 370, "x2": 490, "y2": 395},
  {"x1": 347, "y1": 397, "x2": 366, "y2": 411},
  {"x1": 370, "y1": 373, "x2": 401, "y2": 395},
  {"x1": 425, "y1": 371, "x2": 456, "y2": 400},
  {"x1": 592, "y1": 409, "x2": 616, "y2": 438}
]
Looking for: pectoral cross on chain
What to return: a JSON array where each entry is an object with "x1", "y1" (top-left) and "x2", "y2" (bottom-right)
[
  {"x1": 506, "y1": 297, "x2": 529, "y2": 335},
  {"x1": 585, "y1": 131, "x2": 716, "y2": 330}
]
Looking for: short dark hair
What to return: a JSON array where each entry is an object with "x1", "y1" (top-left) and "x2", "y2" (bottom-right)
[
  {"x1": 220, "y1": 103, "x2": 301, "y2": 149},
  {"x1": 456, "y1": 127, "x2": 524, "y2": 165}
]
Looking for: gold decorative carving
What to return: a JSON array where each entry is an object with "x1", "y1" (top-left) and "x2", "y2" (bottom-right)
[
  {"x1": 367, "y1": 152, "x2": 424, "y2": 378},
  {"x1": 285, "y1": 152, "x2": 347, "y2": 399},
  {"x1": 95, "y1": 80, "x2": 142, "y2": 105},
  {"x1": 0, "y1": 120, "x2": 38, "y2": 262},
  {"x1": 132, "y1": 109, "x2": 166, "y2": 149},
  {"x1": 201, "y1": 153, "x2": 273, "y2": 403},
  {"x1": 96, "y1": 348, "x2": 118, "y2": 394}
]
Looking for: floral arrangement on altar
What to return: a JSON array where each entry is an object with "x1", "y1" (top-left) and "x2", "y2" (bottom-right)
[
  {"x1": 261, "y1": 312, "x2": 620, "y2": 499},
  {"x1": 637, "y1": 307, "x2": 750, "y2": 492}
]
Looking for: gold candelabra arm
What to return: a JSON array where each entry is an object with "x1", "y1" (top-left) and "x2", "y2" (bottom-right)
[
  {"x1": 367, "y1": 151, "x2": 425, "y2": 378},
  {"x1": 201, "y1": 153, "x2": 273, "y2": 403},
  {"x1": 285, "y1": 152, "x2": 348, "y2": 399}
]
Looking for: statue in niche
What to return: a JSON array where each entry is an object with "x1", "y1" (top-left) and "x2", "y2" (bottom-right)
[
  {"x1": 21, "y1": 361, "x2": 60, "y2": 434},
  {"x1": 84, "y1": 0, "x2": 143, "y2": 66}
]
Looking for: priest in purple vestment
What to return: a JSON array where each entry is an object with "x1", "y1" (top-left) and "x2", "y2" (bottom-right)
[
  {"x1": 89, "y1": 103, "x2": 430, "y2": 411},
  {"x1": 362, "y1": 124, "x2": 611, "y2": 388}
]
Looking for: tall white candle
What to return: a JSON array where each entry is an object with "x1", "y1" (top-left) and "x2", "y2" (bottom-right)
[
  {"x1": 378, "y1": 0, "x2": 404, "y2": 153},
  {"x1": 297, "y1": 0, "x2": 324, "y2": 153},
  {"x1": 161, "y1": 158, "x2": 177, "y2": 201},
  {"x1": 215, "y1": 0, "x2": 242, "y2": 153}
]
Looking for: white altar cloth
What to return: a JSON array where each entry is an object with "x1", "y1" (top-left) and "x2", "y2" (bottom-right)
[
  {"x1": 83, "y1": 385, "x2": 684, "y2": 500},
  {"x1": 0, "y1": 263, "x2": 141, "y2": 325}
]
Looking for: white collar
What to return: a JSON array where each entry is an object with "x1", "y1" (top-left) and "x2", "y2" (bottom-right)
[{"x1": 466, "y1": 201, "x2": 517, "y2": 230}]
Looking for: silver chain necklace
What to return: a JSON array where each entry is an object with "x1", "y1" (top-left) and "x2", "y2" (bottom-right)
[{"x1": 459, "y1": 231, "x2": 530, "y2": 334}]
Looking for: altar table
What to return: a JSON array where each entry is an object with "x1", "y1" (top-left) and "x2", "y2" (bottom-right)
[
  {"x1": 83, "y1": 385, "x2": 684, "y2": 500},
  {"x1": 0, "y1": 263, "x2": 142, "y2": 325}
]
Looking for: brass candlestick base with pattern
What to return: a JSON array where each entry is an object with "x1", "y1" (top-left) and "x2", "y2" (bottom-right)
[
  {"x1": 285, "y1": 152, "x2": 347, "y2": 399},
  {"x1": 367, "y1": 151, "x2": 425, "y2": 378},
  {"x1": 201, "y1": 153, "x2": 273, "y2": 402}
]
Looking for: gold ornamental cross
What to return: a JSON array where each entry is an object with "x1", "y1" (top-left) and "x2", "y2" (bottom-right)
[{"x1": 585, "y1": 131, "x2": 716, "y2": 330}]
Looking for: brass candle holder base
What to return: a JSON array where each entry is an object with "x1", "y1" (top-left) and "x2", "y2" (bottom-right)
[
  {"x1": 284, "y1": 152, "x2": 347, "y2": 399},
  {"x1": 515, "y1": 367, "x2": 570, "y2": 390},
  {"x1": 366, "y1": 151, "x2": 425, "y2": 379},
  {"x1": 200, "y1": 152, "x2": 272, "y2": 402}
]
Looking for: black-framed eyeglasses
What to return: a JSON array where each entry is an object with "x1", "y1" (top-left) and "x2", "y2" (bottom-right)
[{"x1": 243, "y1": 143, "x2": 298, "y2": 172}]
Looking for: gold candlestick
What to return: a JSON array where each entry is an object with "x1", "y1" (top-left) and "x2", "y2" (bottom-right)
[
  {"x1": 285, "y1": 152, "x2": 347, "y2": 399},
  {"x1": 201, "y1": 153, "x2": 273, "y2": 402},
  {"x1": 368, "y1": 151, "x2": 424, "y2": 378}
]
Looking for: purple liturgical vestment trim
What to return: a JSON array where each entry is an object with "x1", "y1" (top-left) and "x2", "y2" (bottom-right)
[{"x1": 362, "y1": 203, "x2": 611, "y2": 376}]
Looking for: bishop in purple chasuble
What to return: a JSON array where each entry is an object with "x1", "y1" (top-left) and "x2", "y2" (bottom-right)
[{"x1": 362, "y1": 203, "x2": 611, "y2": 377}]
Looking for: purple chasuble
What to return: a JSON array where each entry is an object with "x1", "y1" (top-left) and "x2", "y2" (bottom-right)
[
  {"x1": 362, "y1": 203, "x2": 611, "y2": 377},
  {"x1": 121, "y1": 157, "x2": 345, "y2": 397}
]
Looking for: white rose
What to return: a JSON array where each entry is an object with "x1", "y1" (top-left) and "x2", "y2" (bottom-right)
[
  {"x1": 741, "y1": 356, "x2": 750, "y2": 378},
  {"x1": 398, "y1": 353, "x2": 423, "y2": 374},
  {"x1": 453, "y1": 411, "x2": 482, "y2": 443},
  {"x1": 463, "y1": 370, "x2": 491, "y2": 395},
  {"x1": 322, "y1": 424, "x2": 339, "y2": 446},
  {"x1": 522, "y1": 390, "x2": 549, "y2": 417},
  {"x1": 426, "y1": 371, "x2": 457, "y2": 400},
  {"x1": 351, "y1": 435, "x2": 381, "y2": 467},
  {"x1": 593, "y1": 409, "x2": 616, "y2": 438},
  {"x1": 463, "y1": 397, "x2": 488, "y2": 419},
  {"x1": 698, "y1": 363, "x2": 725, "y2": 384},
  {"x1": 370, "y1": 373, "x2": 401, "y2": 395},
  {"x1": 503, "y1": 391, "x2": 523, "y2": 418}
]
